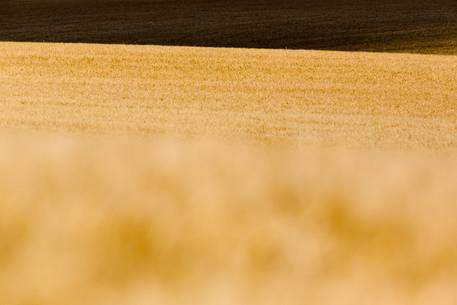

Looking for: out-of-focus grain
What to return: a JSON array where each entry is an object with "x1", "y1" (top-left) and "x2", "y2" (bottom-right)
[{"x1": 1, "y1": 135, "x2": 457, "y2": 305}]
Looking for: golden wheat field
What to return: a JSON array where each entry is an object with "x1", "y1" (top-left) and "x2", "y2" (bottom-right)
[
  {"x1": 1, "y1": 41, "x2": 457, "y2": 305},
  {"x1": 2, "y1": 136, "x2": 457, "y2": 305},
  {"x1": 1, "y1": 42, "x2": 457, "y2": 148}
]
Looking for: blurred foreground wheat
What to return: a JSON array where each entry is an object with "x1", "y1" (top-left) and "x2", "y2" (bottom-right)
[
  {"x1": 2, "y1": 42, "x2": 457, "y2": 304},
  {"x1": 1, "y1": 134, "x2": 457, "y2": 305}
]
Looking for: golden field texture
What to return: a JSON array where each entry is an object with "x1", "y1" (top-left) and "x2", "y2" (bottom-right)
[
  {"x1": 1, "y1": 135, "x2": 457, "y2": 305},
  {"x1": 1, "y1": 42, "x2": 457, "y2": 304},
  {"x1": 1, "y1": 42, "x2": 457, "y2": 149}
]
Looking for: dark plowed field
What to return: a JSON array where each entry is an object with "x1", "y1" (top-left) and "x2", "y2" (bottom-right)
[{"x1": 2, "y1": 0, "x2": 457, "y2": 53}]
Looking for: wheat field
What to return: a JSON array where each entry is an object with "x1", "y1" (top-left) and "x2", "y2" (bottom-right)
[
  {"x1": 1, "y1": 41, "x2": 457, "y2": 305},
  {"x1": 1, "y1": 42, "x2": 457, "y2": 148},
  {"x1": 2, "y1": 136, "x2": 457, "y2": 305}
]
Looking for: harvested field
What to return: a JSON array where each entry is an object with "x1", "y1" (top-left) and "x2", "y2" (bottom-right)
[
  {"x1": 1, "y1": 14, "x2": 457, "y2": 303},
  {"x1": 1, "y1": 42, "x2": 457, "y2": 149},
  {"x1": 1, "y1": 0, "x2": 457, "y2": 53}
]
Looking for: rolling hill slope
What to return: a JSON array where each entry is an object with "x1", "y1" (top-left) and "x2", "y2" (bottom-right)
[
  {"x1": 2, "y1": 0, "x2": 457, "y2": 53},
  {"x1": 2, "y1": 20, "x2": 457, "y2": 303},
  {"x1": 1, "y1": 42, "x2": 456, "y2": 149},
  {"x1": 3, "y1": 1, "x2": 457, "y2": 303}
]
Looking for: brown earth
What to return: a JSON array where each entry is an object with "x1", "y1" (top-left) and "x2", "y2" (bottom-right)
[{"x1": 2, "y1": 0, "x2": 457, "y2": 53}]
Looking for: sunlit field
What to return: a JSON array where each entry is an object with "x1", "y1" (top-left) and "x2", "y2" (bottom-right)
[
  {"x1": 1, "y1": 41, "x2": 457, "y2": 305},
  {"x1": 1, "y1": 42, "x2": 457, "y2": 149},
  {"x1": 1, "y1": 135, "x2": 457, "y2": 305}
]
